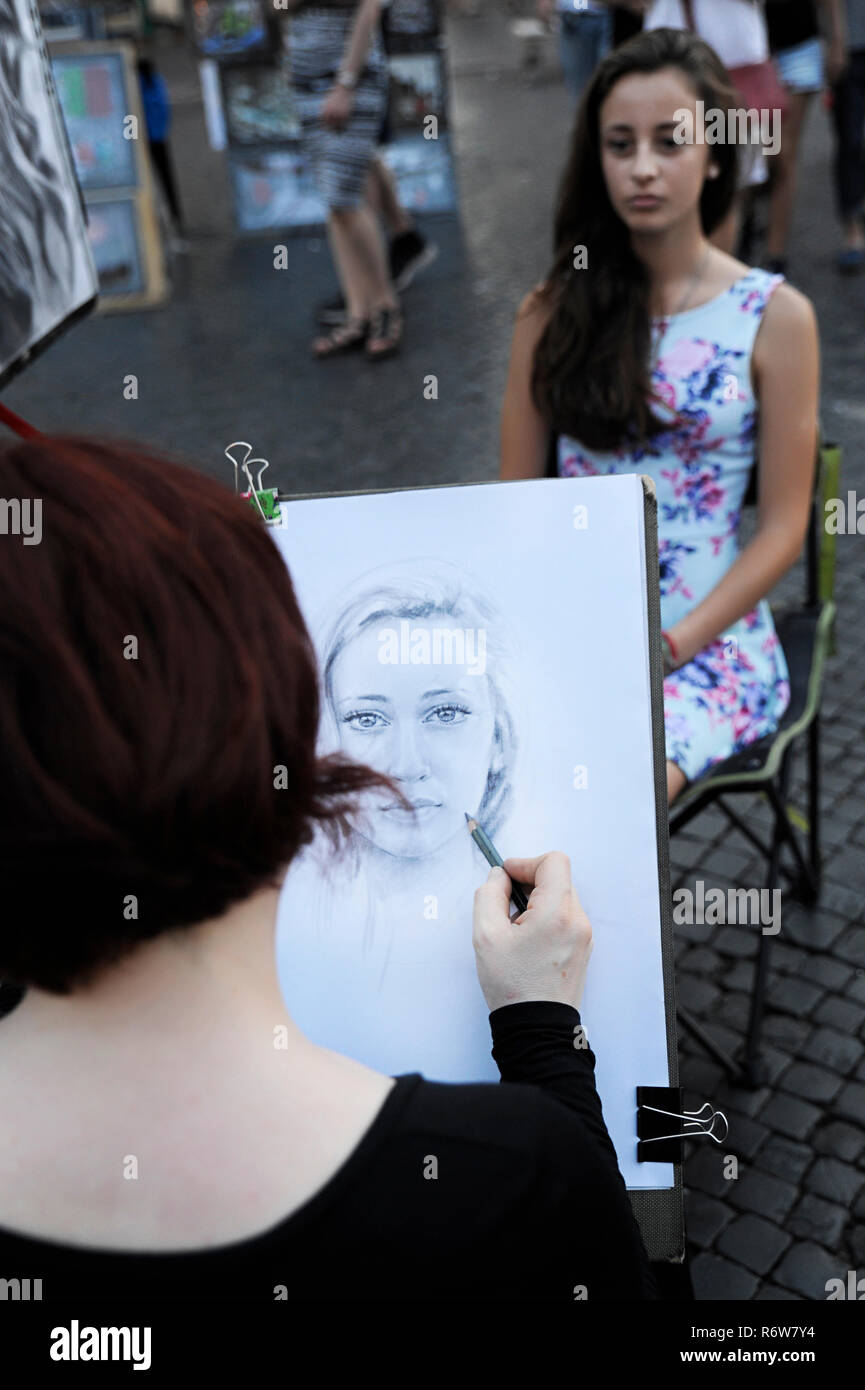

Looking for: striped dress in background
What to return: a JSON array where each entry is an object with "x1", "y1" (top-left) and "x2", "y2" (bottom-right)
[{"x1": 288, "y1": 4, "x2": 389, "y2": 209}]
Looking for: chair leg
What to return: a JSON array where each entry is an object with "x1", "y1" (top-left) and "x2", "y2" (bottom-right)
[
  {"x1": 740, "y1": 920, "x2": 775, "y2": 1089},
  {"x1": 740, "y1": 756, "x2": 790, "y2": 1087},
  {"x1": 677, "y1": 1003, "x2": 743, "y2": 1079},
  {"x1": 765, "y1": 779, "x2": 819, "y2": 897},
  {"x1": 808, "y1": 712, "x2": 821, "y2": 891}
]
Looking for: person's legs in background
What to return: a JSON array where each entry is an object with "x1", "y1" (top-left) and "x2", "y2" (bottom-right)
[
  {"x1": 764, "y1": 37, "x2": 823, "y2": 274},
  {"x1": 313, "y1": 201, "x2": 402, "y2": 358},
  {"x1": 831, "y1": 49, "x2": 865, "y2": 272},
  {"x1": 362, "y1": 33, "x2": 437, "y2": 294},
  {"x1": 716, "y1": 143, "x2": 769, "y2": 260},
  {"x1": 765, "y1": 90, "x2": 812, "y2": 271},
  {"x1": 317, "y1": 162, "x2": 438, "y2": 327},
  {"x1": 148, "y1": 139, "x2": 183, "y2": 231},
  {"x1": 366, "y1": 155, "x2": 412, "y2": 238},
  {"x1": 365, "y1": 156, "x2": 439, "y2": 290},
  {"x1": 557, "y1": 6, "x2": 613, "y2": 105},
  {"x1": 323, "y1": 205, "x2": 387, "y2": 321}
]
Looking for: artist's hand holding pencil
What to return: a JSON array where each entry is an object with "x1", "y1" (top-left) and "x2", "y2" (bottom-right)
[{"x1": 472, "y1": 851, "x2": 593, "y2": 1014}]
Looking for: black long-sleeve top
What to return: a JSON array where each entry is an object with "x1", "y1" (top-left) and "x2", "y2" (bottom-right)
[{"x1": 0, "y1": 1002, "x2": 660, "y2": 1300}]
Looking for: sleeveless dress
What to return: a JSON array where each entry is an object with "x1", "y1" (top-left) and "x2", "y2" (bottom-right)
[
  {"x1": 288, "y1": 5, "x2": 389, "y2": 211},
  {"x1": 557, "y1": 266, "x2": 791, "y2": 785}
]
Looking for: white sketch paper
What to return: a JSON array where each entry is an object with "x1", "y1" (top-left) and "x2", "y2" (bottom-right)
[{"x1": 273, "y1": 476, "x2": 673, "y2": 1190}]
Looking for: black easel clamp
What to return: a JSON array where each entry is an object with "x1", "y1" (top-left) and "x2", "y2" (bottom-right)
[{"x1": 636, "y1": 1086, "x2": 729, "y2": 1162}]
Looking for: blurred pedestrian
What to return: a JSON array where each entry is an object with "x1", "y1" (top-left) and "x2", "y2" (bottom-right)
[
  {"x1": 537, "y1": 0, "x2": 649, "y2": 103},
  {"x1": 643, "y1": 0, "x2": 781, "y2": 255},
  {"x1": 316, "y1": 0, "x2": 438, "y2": 327},
  {"x1": 286, "y1": 0, "x2": 403, "y2": 358},
  {"x1": 764, "y1": 0, "x2": 845, "y2": 276},
  {"x1": 316, "y1": 154, "x2": 439, "y2": 324},
  {"x1": 830, "y1": 0, "x2": 865, "y2": 271},
  {"x1": 536, "y1": 0, "x2": 614, "y2": 104},
  {"x1": 137, "y1": 55, "x2": 187, "y2": 251}
]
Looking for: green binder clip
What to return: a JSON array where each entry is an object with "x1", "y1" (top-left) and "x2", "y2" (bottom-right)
[{"x1": 225, "y1": 441, "x2": 282, "y2": 526}]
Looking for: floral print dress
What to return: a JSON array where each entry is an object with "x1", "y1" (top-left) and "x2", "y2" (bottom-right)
[{"x1": 558, "y1": 267, "x2": 790, "y2": 785}]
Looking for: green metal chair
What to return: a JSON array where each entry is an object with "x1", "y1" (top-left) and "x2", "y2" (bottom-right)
[
  {"x1": 545, "y1": 428, "x2": 840, "y2": 1087},
  {"x1": 669, "y1": 433, "x2": 841, "y2": 1087}
]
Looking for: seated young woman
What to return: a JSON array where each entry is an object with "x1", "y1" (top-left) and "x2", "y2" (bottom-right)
[{"x1": 500, "y1": 27, "x2": 819, "y2": 805}]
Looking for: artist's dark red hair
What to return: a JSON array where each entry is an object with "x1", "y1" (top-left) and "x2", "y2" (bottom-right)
[{"x1": 0, "y1": 436, "x2": 399, "y2": 994}]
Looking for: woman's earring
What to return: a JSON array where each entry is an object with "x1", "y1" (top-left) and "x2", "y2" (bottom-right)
[{"x1": 708, "y1": 165, "x2": 720, "y2": 179}]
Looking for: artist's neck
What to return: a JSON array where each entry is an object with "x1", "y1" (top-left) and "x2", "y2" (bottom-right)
[{"x1": 1, "y1": 885, "x2": 309, "y2": 1062}]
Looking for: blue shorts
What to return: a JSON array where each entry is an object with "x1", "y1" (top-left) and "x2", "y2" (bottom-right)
[{"x1": 774, "y1": 36, "x2": 824, "y2": 94}]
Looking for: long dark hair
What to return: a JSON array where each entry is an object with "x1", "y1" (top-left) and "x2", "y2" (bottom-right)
[{"x1": 532, "y1": 28, "x2": 741, "y2": 451}]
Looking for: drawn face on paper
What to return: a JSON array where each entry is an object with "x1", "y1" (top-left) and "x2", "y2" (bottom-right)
[{"x1": 329, "y1": 619, "x2": 498, "y2": 859}]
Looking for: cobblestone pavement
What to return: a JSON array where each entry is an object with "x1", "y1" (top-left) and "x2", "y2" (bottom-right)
[{"x1": 6, "y1": 2, "x2": 865, "y2": 1301}]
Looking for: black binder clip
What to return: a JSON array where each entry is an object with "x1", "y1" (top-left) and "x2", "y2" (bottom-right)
[{"x1": 636, "y1": 1086, "x2": 728, "y2": 1162}]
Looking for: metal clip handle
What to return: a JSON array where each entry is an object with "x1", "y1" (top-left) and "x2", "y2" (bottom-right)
[{"x1": 639, "y1": 1101, "x2": 728, "y2": 1147}]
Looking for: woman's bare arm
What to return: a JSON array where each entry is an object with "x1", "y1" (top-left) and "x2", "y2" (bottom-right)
[
  {"x1": 340, "y1": 0, "x2": 383, "y2": 81},
  {"x1": 668, "y1": 283, "x2": 820, "y2": 666},
  {"x1": 319, "y1": 0, "x2": 383, "y2": 128},
  {"x1": 500, "y1": 289, "x2": 554, "y2": 481}
]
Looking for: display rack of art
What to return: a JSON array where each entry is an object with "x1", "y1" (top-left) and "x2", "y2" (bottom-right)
[{"x1": 50, "y1": 39, "x2": 168, "y2": 309}]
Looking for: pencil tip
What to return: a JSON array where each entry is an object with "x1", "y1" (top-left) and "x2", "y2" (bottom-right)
[{"x1": 464, "y1": 811, "x2": 471, "y2": 822}]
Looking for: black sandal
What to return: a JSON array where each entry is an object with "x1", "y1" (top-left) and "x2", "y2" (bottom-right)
[
  {"x1": 365, "y1": 304, "x2": 403, "y2": 360},
  {"x1": 312, "y1": 316, "x2": 368, "y2": 358}
]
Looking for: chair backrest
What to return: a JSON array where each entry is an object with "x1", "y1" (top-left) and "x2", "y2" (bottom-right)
[
  {"x1": 746, "y1": 427, "x2": 841, "y2": 611},
  {"x1": 814, "y1": 437, "x2": 841, "y2": 608}
]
